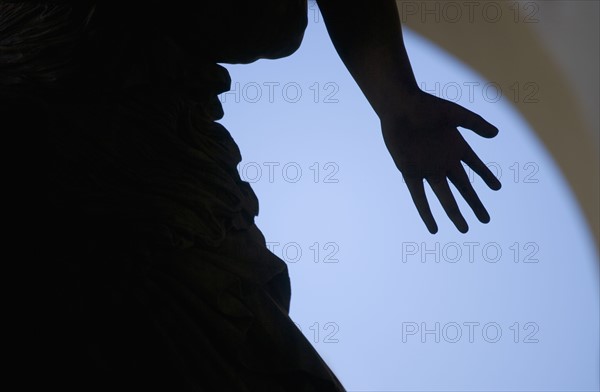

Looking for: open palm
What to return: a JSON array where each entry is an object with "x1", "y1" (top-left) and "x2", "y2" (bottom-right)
[{"x1": 381, "y1": 90, "x2": 502, "y2": 233}]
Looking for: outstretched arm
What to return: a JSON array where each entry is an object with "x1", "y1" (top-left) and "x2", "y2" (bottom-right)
[{"x1": 316, "y1": 0, "x2": 501, "y2": 234}]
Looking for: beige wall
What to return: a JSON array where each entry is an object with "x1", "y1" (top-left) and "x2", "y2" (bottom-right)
[{"x1": 397, "y1": 0, "x2": 600, "y2": 249}]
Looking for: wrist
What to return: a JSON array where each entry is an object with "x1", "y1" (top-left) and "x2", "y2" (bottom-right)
[{"x1": 374, "y1": 86, "x2": 422, "y2": 123}]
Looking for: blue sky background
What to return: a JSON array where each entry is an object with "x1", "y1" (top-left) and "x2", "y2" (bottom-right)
[{"x1": 218, "y1": 3, "x2": 599, "y2": 391}]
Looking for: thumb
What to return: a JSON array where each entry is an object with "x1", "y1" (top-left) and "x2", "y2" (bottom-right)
[{"x1": 452, "y1": 104, "x2": 499, "y2": 138}]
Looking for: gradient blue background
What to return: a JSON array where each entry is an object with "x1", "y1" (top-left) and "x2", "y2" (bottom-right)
[{"x1": 217, "y1": 3, "x2": 600, "y2": 391}]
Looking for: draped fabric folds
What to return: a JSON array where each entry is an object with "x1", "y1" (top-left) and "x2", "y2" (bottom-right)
[{"x1": 2, "y1": 2, "x2": 346, "y2": 390}]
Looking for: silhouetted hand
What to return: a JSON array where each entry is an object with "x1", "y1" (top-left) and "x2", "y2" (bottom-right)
[{"x1": 381, "y1": 90, "x2": 501, "y2": 234}]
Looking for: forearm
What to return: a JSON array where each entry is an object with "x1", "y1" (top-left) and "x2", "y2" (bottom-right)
[{"x1": 316, "y1": 0, "x2": 419, "y2": 119}]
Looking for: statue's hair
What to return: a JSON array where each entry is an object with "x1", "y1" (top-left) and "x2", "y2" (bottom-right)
[{"x1": 0, "y1": 2, "x2": 96, "y2": 87}]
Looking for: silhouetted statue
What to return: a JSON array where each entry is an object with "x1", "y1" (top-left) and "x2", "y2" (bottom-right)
[{"x1": 2, "y1": 1, "x2": 500, "y2": 390}]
